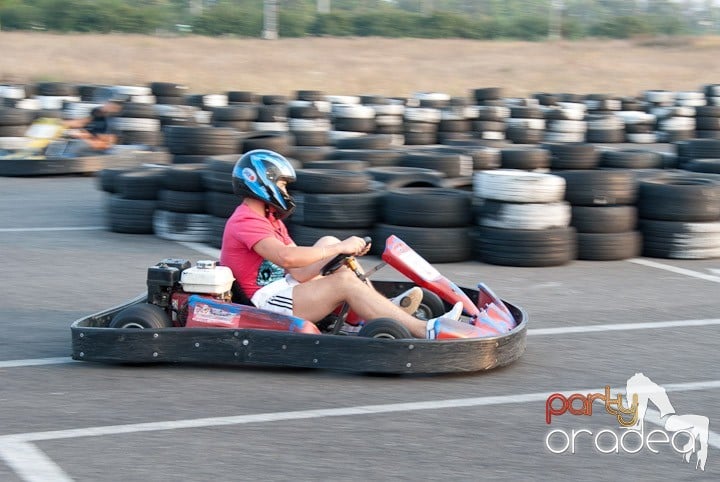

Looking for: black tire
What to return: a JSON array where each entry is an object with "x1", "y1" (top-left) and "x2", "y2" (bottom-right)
[
  {"x1": 637, "y1": 175, "x2": 720, "y2": 222},
  {"x1": 335, "y1": 134, "x2": 395, "y2": 150},
  {"x1": 206, "y1": 191, "x2": 242, "y2": 218},
  {"x1": 106, "y1": 196, "x2": 157, "y2": 234},
  {"x1": 500, "y1": 147, "x2": 551, "y2": 170},
  {"x1": 294, "y1": 169, "x2": 371, "y2": 194},
  {"x1": 553, "y1": 170, "x2": 637, "y2": 206},
  {"x1": 576, "y1": 231, "x2": 642, "y2": 261},
  {"x1": 292, "y1": 190, "x2": 382, "y2": 228},
  {"x1": 471, "y1": 226, "x2": 576, "y2": 267},
  {"x1": 358, "y1": 318, "x2": 413, "y2": 339},
  {"x1": 158, "y1": 190, "x2": 207, "y2": 213},
  {"x1": 109, "y1": 304, "x2": 172, "y2": 329},
  {"x1": 414, "y1": 289, "x2": 445, "y2": 321},
  {"x1": 381, "y1": 187, "x2": 472, "y2": 228},
  {"x1": 366, "y1": 166, "x2": 445, "y2": 188},
  {"x1": 543, "y1": 142, "x2": 600, "y2": 170},
  {"x1": 162, "y1": 164, "x2": 208, "y2": 192},
  {"x1": 333, "y1": 149, "x2": 405, "y2": 166},
  {"x1": 400, "y1": 151, "x2": 474, "y2": 178},
  {"x1": 372, "y1": 224, "x2": 472, "y2": 263},
  {"x1": 570, "y1": 205, "x2": 638, "y2": 234},
  {"x1": 115, "y1": 168, "x2": 166, "y2": 200},
  {"x1": 302, "y1": 159, "x2": 370, "y2": 171},
  {"x1": 600, "y1": 149, "x2": 663, "y2": 169}
]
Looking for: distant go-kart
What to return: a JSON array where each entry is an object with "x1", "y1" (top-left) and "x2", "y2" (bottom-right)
[{"x1": 71, "y1": 236, "x2": 528, "y2": 374}]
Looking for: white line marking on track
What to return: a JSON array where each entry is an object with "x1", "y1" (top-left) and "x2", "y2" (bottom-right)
[
  {"x1": 1, "y1": 380, "x2": 718, "y2": 481},
  {"x1": 2, "y1": 379, "x2": 719, "y2": 444},
  {"x1": 628, "y1": 258, "x2": 720, "y2": 283},
  {"x1": 528, "y1": 318, "x2": 720, "y2": 336},
  {"x1": 0, "y1": 226, "x2": 104, "y2": 233},
  {"x1": 0, "y1": 357, "x2": 78, "y2": 368},
  {"x1": 0, "y1": 442, "x2": 73, "y2": 482}
]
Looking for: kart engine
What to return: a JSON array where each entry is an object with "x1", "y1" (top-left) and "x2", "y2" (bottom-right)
[{"x1": 147, "y1": 258, "x2": 235, "y2": 325}]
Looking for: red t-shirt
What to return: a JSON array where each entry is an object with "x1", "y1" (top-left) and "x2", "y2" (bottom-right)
[{"x1": 219, "y1": 203, "x2": 294, "y2": 299}]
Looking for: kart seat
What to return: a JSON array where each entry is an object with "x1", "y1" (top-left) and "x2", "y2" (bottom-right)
[{"x1": 231, "y1": 281, "x2": 255, "y2": 307}]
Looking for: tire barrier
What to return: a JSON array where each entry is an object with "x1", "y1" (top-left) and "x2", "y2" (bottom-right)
[
  {"x1": 472, "y1": 170, "x2": 575, "y2": 266},
  {"x1": 5, "y1": 81, "x2": 719, "y2": 263},
  {"x1": 552, "y1": 169, "x2": 641, "y2": 261},
  {"x1": 637, "y1": 173, "x2": 720, "y2": 259}
]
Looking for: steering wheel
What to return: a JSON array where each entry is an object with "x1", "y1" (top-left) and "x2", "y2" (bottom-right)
[{"x1": 320, "y1": 236, "x2": 372, "y2": 276}]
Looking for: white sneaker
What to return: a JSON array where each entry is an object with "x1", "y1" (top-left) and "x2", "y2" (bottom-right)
[
  {"x1": 390, "y1": 286, "x2": 423, "y2": 315},
  {"x1": 425, "y1": 301, "x2": 463, "y2": 339}
]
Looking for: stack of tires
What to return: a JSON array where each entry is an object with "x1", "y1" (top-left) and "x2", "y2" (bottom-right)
[
  {"x1": 0, "y1": 107, "x2": 34, "y2": 150},
  {"x1": 113, "y1": 102, "x2": 163, "y2": 148},
  {"x1": 369, "y1": 97, "x2": 405, "y2": 135},
  {"x1": 506, "y1": 105, "x2": 545, "y2": 144},
  {"x1": 543, "y1": 101, "x2": 587, "y2": 144},
  {"x1": 472, "y1": 105, "x2": 508, "y2": 141},
  {"x1": 150, "y1": 82, "x2": 189, "y2": 105},
  {"x1": 287, "y1": 169, "x2": 379, "y2": 246},
  {"x1": 210, "y1": 104, "x2": 258, "y2": 132},
  {"x1": 374, "y1": 187, "x2": 473, "y2": 263},
  {"x1": 35, "y1": 82, "x2": 80, "y2": 110},
  {"x1": 153, "y1": 164, "x2": 213, "y2": 243},
  {"x1": 330, "y1": 102, "x2": 375, "y2": 143},
  {"x1": 637, "y1": 174, "x2": 720, "y2": 259},
  {"x1": 403, "y1": 107, "x2": 441, "y2": 145},
  {"x1": 253, "y1": 95, "x2": 288, "y2": 133},
  {"x1": 163, "y1": 125, "x2": 242, "y2": 164},
  {"x1": 695, "y1": 105, "x2": 720, "y2": 140},
  {"x1": 498, "y1": 146, "x2": 551, "y2": 171},
  {"x1": 104, "y1": 167, "x2": 165, "y2": 234},
  {"x1": 287, "y1": 100, "x2": 331, "y2": 147},
  {"x1": 202, "y1": 155, "x2": 242, "y2": 248},
  {"x1": 471, "y1": 170, "x2": 576, "y2": 267},
  {"x1": 553, "y1": 170, "x2": 641, "y2": 261}
]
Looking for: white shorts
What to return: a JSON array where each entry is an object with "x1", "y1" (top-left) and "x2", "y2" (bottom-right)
[{"x1": 250, "y1": 275, "x2": 299, "y2": 316}]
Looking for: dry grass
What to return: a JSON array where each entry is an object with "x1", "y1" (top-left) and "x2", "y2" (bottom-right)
[{"x1": 1, "y1": 32, "x2": 719, "y2": 99}]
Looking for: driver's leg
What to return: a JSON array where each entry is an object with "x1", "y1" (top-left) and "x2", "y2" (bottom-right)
[{"x1": 292, "y1": 269, "x2": 429, "y2": 338}]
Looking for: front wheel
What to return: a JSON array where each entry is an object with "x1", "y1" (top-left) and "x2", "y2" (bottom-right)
[
  {"x1": 413, "y1": 288, "x2": 445, "y2": 321},
  {"x1": 109, "y1": 304, "x2": 172, "y2": 329},
  {"x1": 358, "y1": 318, "x2": 413, "y2": 339}
]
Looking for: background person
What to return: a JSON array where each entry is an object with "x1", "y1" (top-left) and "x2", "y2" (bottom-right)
[{"x1": 64, "y1": 99, "x2": 122, "y2": 151}]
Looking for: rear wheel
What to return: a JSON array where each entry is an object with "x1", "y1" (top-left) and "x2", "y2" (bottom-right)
[
  {"x1": 109, "y1": 304, "x2": 172, "y2": 329},
  {"x1": 358, "y1": 318, "x2": 413, "y2": 339}
]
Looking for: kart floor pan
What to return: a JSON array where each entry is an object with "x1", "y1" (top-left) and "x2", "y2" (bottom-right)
[{"x1": 71, "y1": 284, "x2": 528, "y2": 375}]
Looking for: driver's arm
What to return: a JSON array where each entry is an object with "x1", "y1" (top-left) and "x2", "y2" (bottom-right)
[{"x1": 253, "y1": 236, "x2": 366, "y2": 283}]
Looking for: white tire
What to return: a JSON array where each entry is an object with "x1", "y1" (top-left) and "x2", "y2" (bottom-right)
[
  {"x1": 372, "y1": 104, "x2": 405, "y2": 116},
  {"x1": 473, "y1": 169, "x2": 566, "y2": 203},
  {"x1": 332, "y1": 103, "x2": 375, "y2": 119},
  {"x1": 476, "y1": 200, "x2": 572, "y2": 230},
  {"x1": 251, "y1": 121, "x2": 289, "y2": 132},
  {"x1": 404, "y1": 107, "x2": 441, "y2": 123},
  {"x1": 506, "y1": 118, "x2": 546, "y2": 130},
  {"x1": 325, "y1": 95, "x2": 361, "y2": 105}
]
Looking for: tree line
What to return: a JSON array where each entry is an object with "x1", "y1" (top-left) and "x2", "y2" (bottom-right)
[{"x1": 0, "y1": 0, "x2": 717, "y2": 40}]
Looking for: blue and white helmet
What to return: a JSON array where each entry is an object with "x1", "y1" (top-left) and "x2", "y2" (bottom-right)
[{"x1": 231, "y1": 149, "x2": 297, "y2": 219}]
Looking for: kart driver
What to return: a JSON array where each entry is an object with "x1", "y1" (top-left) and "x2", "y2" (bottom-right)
[
  {"x1": 64, "y1": 99, "x2": 122, "y2": 151},
  {"x1": 219, "y1": 149, "x2": 463, "y2": 339}
]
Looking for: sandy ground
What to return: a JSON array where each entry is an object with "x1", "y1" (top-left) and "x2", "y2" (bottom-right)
[{"x1": 1, "y1": 32, "x2": 719, "y2": 99}]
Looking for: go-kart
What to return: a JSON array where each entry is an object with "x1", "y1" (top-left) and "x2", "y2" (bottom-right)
[{"x1": 71, "y1": 236, "x2": 528, "y2": 374}]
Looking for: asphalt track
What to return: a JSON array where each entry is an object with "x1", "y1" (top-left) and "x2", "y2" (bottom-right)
[{"x1": 1, "y1": 174, "x2": 718, "y2": 481}]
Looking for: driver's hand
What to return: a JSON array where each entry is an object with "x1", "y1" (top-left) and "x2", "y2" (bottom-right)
[{"x1": 340, "y1": 236, "x2": 369, "y2": 256}]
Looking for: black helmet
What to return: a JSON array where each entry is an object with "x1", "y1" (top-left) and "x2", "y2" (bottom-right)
[{"x1": 231, "y1": 149, "x2": 297, "y2": 219}]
